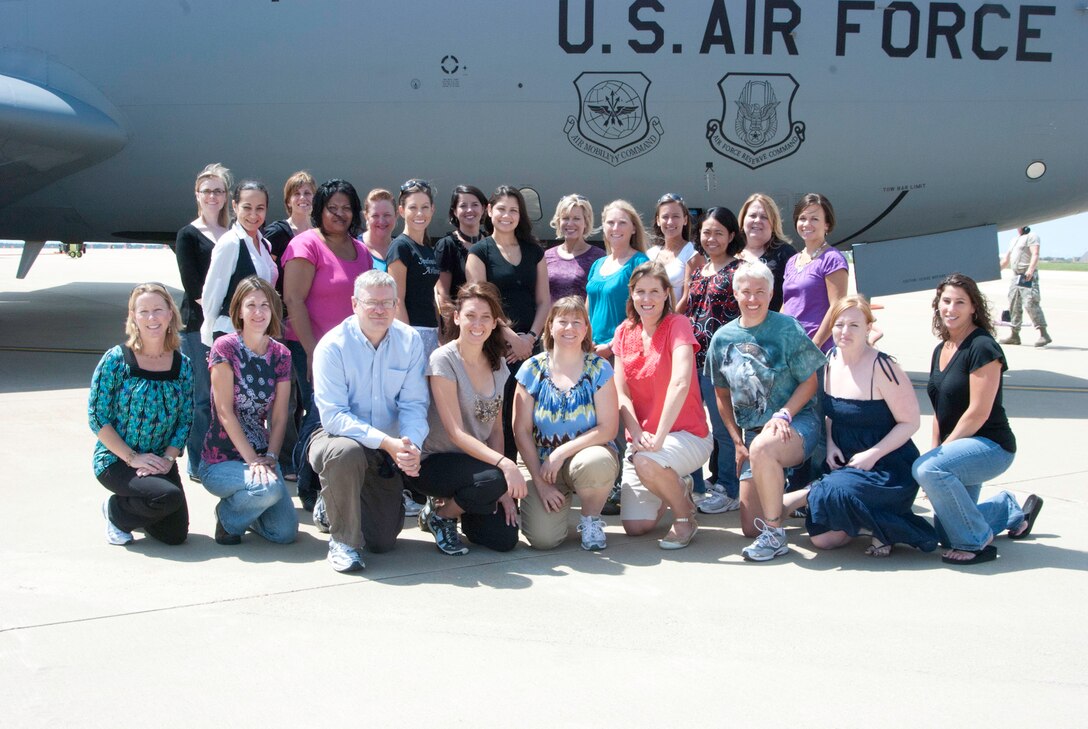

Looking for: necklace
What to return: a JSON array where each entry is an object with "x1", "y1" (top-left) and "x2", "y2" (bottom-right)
[{"x1": 458, "y1": 229, "x2": 482, "y2": 246}]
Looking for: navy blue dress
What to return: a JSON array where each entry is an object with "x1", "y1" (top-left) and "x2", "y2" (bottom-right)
[{"x1": 806, "y1": 356, "x2": 938, "y2": 551}]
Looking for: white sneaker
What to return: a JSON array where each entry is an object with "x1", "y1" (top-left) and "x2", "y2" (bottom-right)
[
  {"x1": 706, "y1": 480, "x2": 728, "y2": 496},
  {"x1": 741, "y1": 519, "x2": 789, "y2": 562},
  {"x1": 698, "y1": 491, "x2": 741, "y2": 514},
  {"x1": 402, "y1": 490, "x2": 423, "y2": 518},
  {"x1": 102, "y1": 500, "x2": 133, "y2": 545},
  {"x1": 578, "y1": 515, "x2": 607, "y2": 550},
  {"x1": 327, "y1": 538, "x2": 365, "y2": 572}
]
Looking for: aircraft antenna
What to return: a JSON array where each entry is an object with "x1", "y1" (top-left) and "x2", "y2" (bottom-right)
[{"x1": 704, "y1": 162, "x2": 718, "y2": 192}]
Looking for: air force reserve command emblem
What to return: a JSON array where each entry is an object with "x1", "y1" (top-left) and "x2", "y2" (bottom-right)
[
  {"x1": 565, "y1": 72, "x2": 663, "y2": 167},
  {"x1": 706, "y1": 73, "x2": 806, "y2": 169}
]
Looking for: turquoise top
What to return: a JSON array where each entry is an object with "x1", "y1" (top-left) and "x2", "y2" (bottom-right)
[
  {"x1": 88, "y1": 345, "x2": 193, "y2": 476},
  {"x1": 585, "y1": 251, "x2": 649, "y2": 346}
]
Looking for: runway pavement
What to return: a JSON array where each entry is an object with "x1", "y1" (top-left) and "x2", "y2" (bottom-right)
[{"x1": 1, "y1": 247, "x2": 1085, "y2": 728}]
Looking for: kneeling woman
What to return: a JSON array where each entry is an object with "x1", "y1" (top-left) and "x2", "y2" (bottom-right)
[
  {"x1": 415, "y1": 283, "x2": 526, "y2": 555},
  {"x1": 912, "y1": 274, "x2": 1041, "y2": 566},
  {"x1": 200, "y1": 277, "x2": 298, "y2": 545},
  {"x1": 514, "y1": 296, "x2": 620, "y2": 550},
  {"x1": 89, "y1": 283, "x2": 193, "y2": 546},
  {"x1": 613, "y1": 262, "x2": 712, "y2": 549},
  {"x1": 782, "y1": 296, "x2": 937, "y2": 557}
]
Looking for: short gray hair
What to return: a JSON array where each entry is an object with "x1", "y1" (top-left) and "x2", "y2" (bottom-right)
[
  {"x1": 354, "y1": 269, "x2": 397, "y2": 299},
  {"x1": 733, "y1": 260, "x2": 774, "y2": 289}
]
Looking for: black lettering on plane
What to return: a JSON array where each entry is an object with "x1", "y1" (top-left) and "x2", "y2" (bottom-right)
[
  {"x1": 701, "y1": 0, "x2": 738, "y2": 54},
  {"x1": 629, "y1": 0, "x2": 665, "y2": 54},
  {"x1": 882, "y1": 2, "x2": 921, "y2": 58},
  {"x1": 559, "y1": 0, "x2": 594, "y2": 54},
  {"x1": 1017, "y1": 5, "x2": 1055, "y2": 61},
  {"x1": 973, "y1": 4, "x2": 1010, "y2": 60},
  {"x1": 927, "y1": 2, "x2": 965, "y2": 58}
]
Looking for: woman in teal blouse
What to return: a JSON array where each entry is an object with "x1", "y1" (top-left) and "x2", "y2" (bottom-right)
[{"x1": 89, "y1": 283, "x2": 193, "y2": 546}]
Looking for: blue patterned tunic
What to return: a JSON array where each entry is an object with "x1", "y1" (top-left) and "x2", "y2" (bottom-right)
[
  {"x1": 515, "y1": 352, "x2": 613, "y2": 459},
  {"x1": 88, "y1": 345, "x2": 193, "y2": 476}
]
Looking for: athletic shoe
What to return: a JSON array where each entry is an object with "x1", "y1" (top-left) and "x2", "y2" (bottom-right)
[
  {"x1": 402, "y1": 489, "x2": 423, "y2": 518},
  {"x1": 706, "y1": 480, "x2": 728, "y2": 496},
  {"x1": 698, "y1": 491, "x2": 741, "y2": 514},
  {"x1": 327, "y1": 538, "x2": 365, "y2": 572},
  {"x1": 422, "y1": 508, "x2": 469, "y2": 556},
  {"x1": 741, "y1": 518, "x2": 789, "y2": 562},
  {"x1": 312, "y1": 495, "x2": 330, "y2": 533},
  {"x1": 601, "y1": 481, "x2": 621, "y2": 516},
  {"x1": 578, "y1": 515, "x2": 607, "y2": 550},
  {"x1": 101, "y1": 500, "x2": 133, "y2": 546}
]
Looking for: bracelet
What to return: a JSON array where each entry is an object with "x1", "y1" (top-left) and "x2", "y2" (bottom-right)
[
  {"x1": 527, "y1": 330, "x2": 538, "y2": 341},
  {"x1": 772, "y1": 408, "x2": 793, "y2": 424},
  {"x1": 495, "y1": 455, "x2": 506, "y2": 467},
  {"x1": 124, "y1": 449, "x2": 137, "y2": 465}
]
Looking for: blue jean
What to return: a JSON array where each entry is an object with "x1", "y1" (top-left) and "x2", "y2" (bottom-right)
[
  {"x1": 699, "y1": 373, "x2": 738, "y2": 498},
  {"x1": 180, "y1": 331, "x2": 210, "y2": 476},
  {"x1": 200, "y1": 460, "x2": 299, "y2": 543},
  {"x1": 912, "y1": 437, "x2": 1022, "y2": 551}
]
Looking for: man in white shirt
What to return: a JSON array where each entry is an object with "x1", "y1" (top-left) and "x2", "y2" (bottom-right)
[
  {"x1": 309, "y1": 270, "x2": 429, "y2": 572},
  {"x1": 999, "y1": 226, "x2": 1052, "y2": 347}
]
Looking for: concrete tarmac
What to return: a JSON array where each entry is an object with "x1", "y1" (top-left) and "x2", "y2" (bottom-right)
[{"x1": 1, "y1": 248, "x2": 1085, "y2": 728}]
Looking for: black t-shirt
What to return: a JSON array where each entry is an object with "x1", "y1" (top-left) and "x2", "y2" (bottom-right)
[
  {"x1": 760, "y1": 241, "x2": 797, "y2": 313},
  {"x1": 387, "y1": 233, "x2": 440, "y2": 327},
  {"x1": 262, "y1": 219, "x2": 295, "y2": 299},
  {"x1": 927, "y1": 328, "x2": 1016, "y2": 453},
  {"x1": 468, "y1": 237, "x2": 544, "y2": 333},
  {"x1": 174, "y1": 224, "x2": 215, "y2": 331},
  {"x1": 434, "y1": 231, "x2": 473, "y2": 299}
]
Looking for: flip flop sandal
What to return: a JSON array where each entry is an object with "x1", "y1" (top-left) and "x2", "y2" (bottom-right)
[
  {"x1": 941, "y1": 544, "x2": 997, "y2": 565},
  {"x1": 1009, "y1": 494, "x2": 1043, "y2": 540}
]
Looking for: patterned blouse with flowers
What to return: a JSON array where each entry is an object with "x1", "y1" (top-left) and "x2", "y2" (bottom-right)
[
  {"x1": 687, "y1": 258, "x2": 742, "y2": 370},
  {"x1": 515, "y1": 351, "x2": 614, "y2": 459},
  {"x1": 88, "y1": 345, "x2": 193, "y2": 476},
  {"x1": 200, "y1": 333, "x2": 292, "y2": 465}
]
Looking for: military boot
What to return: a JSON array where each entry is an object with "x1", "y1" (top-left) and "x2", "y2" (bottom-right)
[
  {"x1": 1000, "y1": 330, "x2": 1021, "y2": 345},
  {"x1": 1035, "y1": 327, "x2": 1052, "y2": 347}
]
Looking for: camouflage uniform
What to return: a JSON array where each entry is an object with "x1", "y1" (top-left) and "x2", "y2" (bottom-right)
[{"x1": 1006, "y1": 231, "x2": 1047, "y2": 330}]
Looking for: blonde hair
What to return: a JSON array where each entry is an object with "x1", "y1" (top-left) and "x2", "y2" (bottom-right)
[
  {"x1": 600, "y1": 199, "x2": 648, "y2": 254},
  {"x1": 549, "y1": 194, "x2": 597, "y2": 238},
  {"x1": 125, "y1": 283, "x2": 182, "y2": 352},
  {"x1": 194, "y1": 163, "x2": 233, "y2": 228},
  {"x1": 365, "y1": 188, "x2": 395, "y2": 214},
  {"x1": 738, "y1": 193, "x2": 791, "y2": 248},
  {"x1": 828, "y1": 294, "x2": 875, "y2": 327}
]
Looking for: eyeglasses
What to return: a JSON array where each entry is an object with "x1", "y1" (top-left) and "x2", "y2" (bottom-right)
[
  {"x1": 657, "y1": 193, "x2": 684, "y2": 205},
  {"x1": 359, "y1": 298, "x2": 397, "y2": 310},
  {"x1": 400, "y1": 179, "x2": 433, "y2": 193},
  {"x1": 198, "y1": 188, "x2": 227, "y2": 196}
]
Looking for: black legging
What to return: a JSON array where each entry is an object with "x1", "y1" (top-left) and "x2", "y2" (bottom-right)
[
  {"x1": 97, "y1": 460, "x2": 188, "y2": 545},
  {"x1": 415, "y1": 453, "x2": 518, "y2": 552}
]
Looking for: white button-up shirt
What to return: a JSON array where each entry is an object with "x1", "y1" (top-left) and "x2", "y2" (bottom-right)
[{"x1": 200, "y1": 223, "x2": 278, "y2": 346}]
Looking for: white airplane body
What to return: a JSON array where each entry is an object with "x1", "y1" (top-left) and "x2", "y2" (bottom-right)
[{"x1": 2, "y1": 0, "x2": 1086, "y2": 291}]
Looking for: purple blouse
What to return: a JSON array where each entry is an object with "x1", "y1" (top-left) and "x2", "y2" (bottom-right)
[{"x1": 781, "y1": 247, "x2": 848, "y2": 353}]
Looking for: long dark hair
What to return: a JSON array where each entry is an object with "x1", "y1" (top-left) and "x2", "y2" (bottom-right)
[
  {"x1": 489, "y1": 185, "x2": 539, "y2": 247},
  {"x1": 449, "y1": 282, "x2": 510, "y2": 371},
  {"x1": 311, "y1": 179, "x2": 363, "y2": 237},
  {"x1": 448, "y1": 184, "x2": 488, "y2": 229},
  {"x1": 931, "y1": 273, "x2": 995, "y2": 340},
  {"x1": 652, "y1": 192, "x2": 691, "y2": 244},
  {"x1": 698, "y1": 206, "x2": 747, "y2": 257}
]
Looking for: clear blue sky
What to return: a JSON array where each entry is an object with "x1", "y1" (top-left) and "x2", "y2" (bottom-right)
[{"x1": 999, "y1": 212, "x2": 1087, "y2": 260}]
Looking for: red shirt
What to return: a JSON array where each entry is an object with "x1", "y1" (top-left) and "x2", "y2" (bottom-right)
[{"x1": 613, "y1": 313, "x2": 709, "y2": 439}]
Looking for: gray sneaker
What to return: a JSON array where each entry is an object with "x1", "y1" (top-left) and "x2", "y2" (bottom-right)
[
  {"x1": 402, "y1": 489, "x2": 423, "y2": 518},
  {"x1": 741, "y1": 519, "x2": 789, "y2": 562},
  {"x1": 698, "y1": 491, "x2": 741, "y2": 514},
  {"x1": 327, "y1": 538, "x2": 365, "y2": 572},
  {"x1": 422, "y1": 507, "x2": 469, "y2": 556},
  {"x1": 577, "y1": 515, "x2": 607, "y2": 550},
  {"x1": 312, "y1": 495, "x2": 330, "y2": 533},
  {"x1": 102, "y1": 500, "x2": 133, "y2": 546}
]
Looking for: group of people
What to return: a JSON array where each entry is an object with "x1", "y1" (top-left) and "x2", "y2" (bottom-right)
[{"x1": 87, "y1": 166, "x2": 1044, "y2": 572}]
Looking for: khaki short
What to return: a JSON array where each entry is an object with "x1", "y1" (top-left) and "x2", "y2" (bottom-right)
[{"x1": 620, "y1": 431, "x2": 713, "y2": 521}]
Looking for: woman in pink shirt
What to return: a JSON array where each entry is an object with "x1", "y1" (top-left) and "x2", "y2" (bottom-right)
[
  {"x1": 612, "y1": 262, "x2": 712, "y2": 550},
  {"x1": 281, "y1": 179, "x2": 373, "y2": 509}
]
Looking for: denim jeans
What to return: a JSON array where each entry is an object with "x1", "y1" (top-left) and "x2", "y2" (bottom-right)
[
  {"x1": 200, "y1": 460, "x2": 299, "y2": 543},
  {"x1": 912, "y1": 437, "x2": 1022, "y2": 551},
  {"x1": 180, "y1": 331, "x2": 210, "y2": 476},
  {"x1": 699, "y1": 373, "x2": 738, "y2": 498}
]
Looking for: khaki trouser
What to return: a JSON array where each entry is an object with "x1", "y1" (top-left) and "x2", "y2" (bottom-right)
[
  {"x1": 520, "y1": 445, "x2": 619, "y2": 550},
  {"x1": 1008, "y1": 274, "x2": 1047, "y2": 329}
]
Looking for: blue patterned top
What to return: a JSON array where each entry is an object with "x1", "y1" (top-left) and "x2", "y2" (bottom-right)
[
  {"x1": 88, "y1": 345, "x2": 193, "y2": 476},
  {"x1": 515, "y1": 351, "x2": 613, "y2": 459}
]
